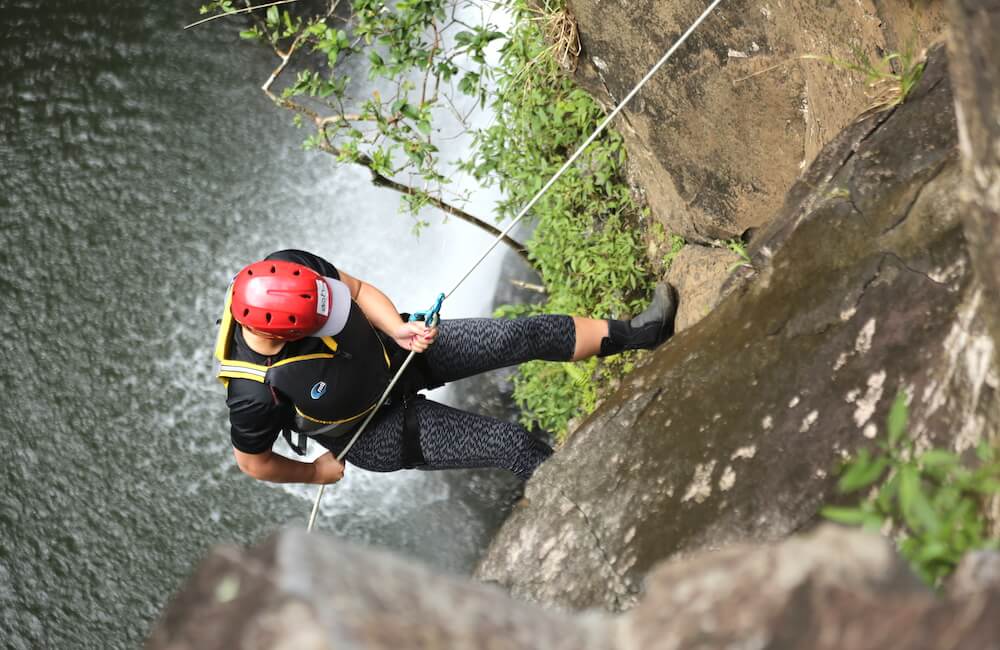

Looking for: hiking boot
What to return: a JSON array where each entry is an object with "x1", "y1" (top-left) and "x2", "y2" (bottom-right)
[{"x1": 598, "y1": 283, "x2": 678, "y2": 357}]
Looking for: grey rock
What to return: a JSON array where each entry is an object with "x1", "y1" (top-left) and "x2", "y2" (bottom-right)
[
  {"x1": 148, "y1": 526, "x2": 1000, "y2": 650},
  {"x1": 664, "y1": 245, "x2": 739, "y2": 332},
  {"x1": 568, "y1": 0, "x2": 943, "y2": 241},
  {"x1": 476, "y1": 45, "x2": 999, "y2": 611},
  {"x1": 617, "y1": 524, "x2": 997, "y2": 650},
  {"x1": 949, "y1": 551, "x2": 1000, "y2": 598},
  {"x1": 145, "y1": 529, "x2": 611, "y2": 650}
]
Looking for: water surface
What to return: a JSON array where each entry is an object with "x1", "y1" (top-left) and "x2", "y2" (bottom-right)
[{"x1": 0, "y1": 2, "x2": 522, "y2": 647}]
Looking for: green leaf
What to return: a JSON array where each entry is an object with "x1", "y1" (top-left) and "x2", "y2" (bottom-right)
[
  {"x1": 887, "y1": 391, "x2": 908, "y2": 447},
  {"x1": 400, "y1": 103, "x2": 421, "y2": 121},
  {"x1": 821, "y1": 506, "x2": 877, "y2": 526},
  {"x1": 266, "y1": 4, "x2": 279, "y2": 25},
  {"x1": 874, "y1": 471, "x2": 899, "y2": 514},
  {"x1": 838, "y1": 450, "x2": 889, "y2": 493},
  {"x1": 918, "y1": 450, "x2": 958, "y2": 469},
  {"x1": 899, "y1": 466, "x2": 939, "y2": 533}
]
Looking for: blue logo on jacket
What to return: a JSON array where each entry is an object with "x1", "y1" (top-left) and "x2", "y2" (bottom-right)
[{"x1": 310, "y1": 381, "x2": 327, "y2": 399}]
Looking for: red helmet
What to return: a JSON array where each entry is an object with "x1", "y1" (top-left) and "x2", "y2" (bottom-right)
[{"x1": 230, "y1": 260, "x2": 331, "y2": 340}]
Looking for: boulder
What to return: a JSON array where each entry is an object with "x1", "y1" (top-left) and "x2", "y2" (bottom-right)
[
  {"x1": 568, "y1": 0, "x2": 943, "y2": 241},
  {"x1": 148, "y1": 526, "x2": 1000, "y2": 649},
  {"x1": 664, "y1": 244, "x2": 740, "y2": 332},
  {"x1": 145, "y1": 528, "x2": 610, "y2": 650},
  {"x1": 475, "y1": 46, "x2": 999, "y2": 611},
  {"x1": 620, "y1": 525, "x2": 1000, "y2": 650}
]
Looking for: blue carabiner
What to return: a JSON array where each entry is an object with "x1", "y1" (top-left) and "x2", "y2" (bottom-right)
[{"x1": 409, "y1": 292, "x2": 445, "y2": 328}]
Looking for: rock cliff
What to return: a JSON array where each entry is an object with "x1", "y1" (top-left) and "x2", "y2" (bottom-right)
[
  {"x1": 569, "y1": 0, "x2": 943, "y2": 241},
  {"x1": 475, "y1": 45, "x2": 999, "y2": 611}
]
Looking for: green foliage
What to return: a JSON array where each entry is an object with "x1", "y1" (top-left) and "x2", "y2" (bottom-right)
[
  {"x1": 200, "y1": 0, "x2": 235, "y2": 16},
  {"x1": 662, "y1": 233, "x2": 686, "y2": 271},
  {"x1": 467, "y1": 0, "x2": 653, "y2": 438},
  {"x1": 199, "y1": 0, "x2": 507, "y2": 213},
  {"x1": 725, "y1": 238, "x2": 752, "y2": 272},
  {"x1": 823, "y1": 392, "x2": 1000, "y2": 586}
]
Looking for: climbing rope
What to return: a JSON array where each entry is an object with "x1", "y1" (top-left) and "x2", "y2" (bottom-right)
[{"x1": 304, "y1": 0, "x2": 725, "y2": 532}]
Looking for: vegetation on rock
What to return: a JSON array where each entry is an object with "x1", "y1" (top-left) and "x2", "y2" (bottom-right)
[
  {"x1": 803, "y1": 46, "x2": 927, "y2": 112},
  {"x1": 824, "y1": 392, "x2": 1000, "y2": 586}
]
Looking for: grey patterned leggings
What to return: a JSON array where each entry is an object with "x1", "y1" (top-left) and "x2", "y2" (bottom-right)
[{"x1": 317, "y1": 315, "x2": 577, "y2": 480}]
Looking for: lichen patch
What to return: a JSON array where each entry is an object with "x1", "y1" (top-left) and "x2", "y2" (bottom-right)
[
  {"x1": 855, "y1": 318, "x2": 877, "y2": 354},
  {"x1": 681, "y1": 461, "x2": 717, "y2": 504},
  {"x1": 853, "y1": 370, "x2": 887, "y2": 427},
  {"x1": 800, "y1": 410, "x2": 819, "y2": 433},
  {"x1": 731, "y1": 445, "x2": 757, "y2": 460},
  {"x1": 719, "y1": 466, "x2": 736, "y2": 491}
]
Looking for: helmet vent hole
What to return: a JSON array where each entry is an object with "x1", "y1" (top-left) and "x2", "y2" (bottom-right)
[
  {"x1": 246, "y1": 269, "x2": 253, "y2": 276},
  {"x1": 265, "y1": 312, "x2": 272, "y2": 323},
  {"x1": 301, "y1": 294, "x2": 311, "y2": 299},
  {"x1": 270, "y1": 265, "x2": 276, "y2": 273},
  {"x1": 243, "y1": 309, "x2": 250, "y2": 317},
  {"x1": 293, "y1": 269, "x2": 300, "y2": 276},
  {"x1": 289, "y1": 315, "x2": 297, "y2": 324}
]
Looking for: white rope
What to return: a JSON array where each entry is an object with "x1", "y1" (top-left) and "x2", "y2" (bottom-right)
[{"x1": 307, "y1": 0, "x2": 724, "y2": 532}]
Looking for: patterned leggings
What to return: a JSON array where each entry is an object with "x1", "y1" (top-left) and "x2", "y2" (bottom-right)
[{"x1": 317, "y1": 315, "x2": 577, "y2": 480}]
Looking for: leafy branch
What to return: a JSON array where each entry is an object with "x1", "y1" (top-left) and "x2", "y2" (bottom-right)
[{"x1": 199, "y1": 0, "x2": 531, "y2": 265}]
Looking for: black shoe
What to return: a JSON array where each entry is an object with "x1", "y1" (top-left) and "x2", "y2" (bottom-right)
[{"x1": 598, "y1": 283, "x2": 678, "y2": 357}]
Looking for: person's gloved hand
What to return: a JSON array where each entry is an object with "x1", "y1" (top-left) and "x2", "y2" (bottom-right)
[{"x1": 393, "y1": 321, "x2": 438, "y2": 353}]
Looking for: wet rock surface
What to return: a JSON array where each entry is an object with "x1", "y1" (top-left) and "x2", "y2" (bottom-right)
[
  {"x1": 475, "y1": 46, "x2": 999, "y2": 611},
  {"x1": 147, "y1": 526, "x2": 1000, "y2": 649}
]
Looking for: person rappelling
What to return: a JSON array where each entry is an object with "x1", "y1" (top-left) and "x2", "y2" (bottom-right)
[{"x1": 216, "y1": 249, "x2": 677, "y2": 485}]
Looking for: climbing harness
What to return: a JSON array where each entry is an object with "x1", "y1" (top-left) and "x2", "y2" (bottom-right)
[{"x1": 304, "y1": 0, "x2": 725, "y2": 532}]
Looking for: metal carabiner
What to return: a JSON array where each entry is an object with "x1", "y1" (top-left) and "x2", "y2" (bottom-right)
[{"x1": 409, "y1": 292, "x2": 445, "y2": 328}]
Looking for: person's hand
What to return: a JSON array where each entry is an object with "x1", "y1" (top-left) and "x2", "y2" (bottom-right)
[
  {"x1": 313, "y1": 452, "x2": 345, "y2": 484},
  {"x1": 392, "y1": 321, "x2": 438, "y2": 353}
]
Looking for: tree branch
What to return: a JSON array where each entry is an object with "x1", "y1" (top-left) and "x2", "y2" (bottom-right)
[
  {"x1": 316, "y1": 128, "x2": 532, "y2": 267},
  {"x1": 251, "y1": 0, "x2": 535, "y2": 271}
]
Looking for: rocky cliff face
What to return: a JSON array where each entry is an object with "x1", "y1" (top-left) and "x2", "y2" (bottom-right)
[
  {"x1": 475, "y1": 46, "x2": 999, "y2": 611},
  {"x1": 569, "y1": 0, "x2": 942, "y2": 241}
]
